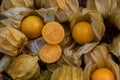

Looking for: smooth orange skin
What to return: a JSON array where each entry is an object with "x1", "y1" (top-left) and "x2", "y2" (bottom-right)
[
  {"x1": 72, "y1": 22, "x2": 95, "y2": 45},
  {"x1": 92, "y1": 68, "x2": 115, "y2": 80},
  {"x1": 39, "y1": 44, "x2": 62, "y2": 63},
  {"x1": 21, "y1": 16, "x2": 44, "y2": 39},
  {"x1": 42, "y1": 22, "x2": 65, "y2": 45}
]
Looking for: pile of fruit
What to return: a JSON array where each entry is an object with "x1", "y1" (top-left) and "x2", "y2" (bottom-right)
[{"x1": 0, "y1": 0, "x2": 120, "y2": 80}]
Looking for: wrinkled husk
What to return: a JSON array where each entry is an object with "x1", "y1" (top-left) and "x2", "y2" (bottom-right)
[
  {"x1": 58, "y1": 42, "x2": 82, "y2": 67},
  {"x1": 0, "y1": 27, "x2": 27, "y2": 56},
  {"x1": 0, "y1": 7, "x2": 57, "y2": 27},
  {"x1": 84, "y1": 44, "x2": 120, "y2": 80},
  {"x1": 59, "y1": 25, "x2": 73, "y2": 48},
  {"x1": 0, "y1": 7, "x2": 33, "y2": 28},
  {"x1": 51, "y1": 65, "x2": 84, "y2": 80},
  {"x1": 36, "y1": 7, "x2": 58, "y2": 23},
  {"x1": 1, "y1": 0, "x2": 34, "y2": 11},
  {"x1": 35, "y1": 0, "x2": 79, "y2": 22},
  {"x1": 108, "y1": 7, "x2": 120, "y2": 30},
  {"x1": 87, "y1": 0, "x2": 117, "y2": 18},
  {"x1": 27, "y1": 37, "x2": 45, "y2": 55},
  {"x1": 7, "y1": 54, "x2": 40, "y2": 80},
  {"x1": 0, "y1": 55, "x2": 14, "y2": 73},
  {"x1": 108, "y1": 34, "x2": 120, "y2": 61},
  {"x1": 67, "y1": 8, "x2": 105, "y2": 66},
  {"x1": 86, "y1": 0, "x2": 120, "y2": 30}
]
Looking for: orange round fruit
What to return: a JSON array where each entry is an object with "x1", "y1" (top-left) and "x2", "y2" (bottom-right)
[
  {"x1": 21, "y1": 16, "x2": 44, "y2": 39},
  {"x1": 39, "y1": 44, "x2": 62, "y2": 63},
  {"x1": 72, "y1": 22, "x2": 95, "y2": 45},
  {"x1": 42, "y1": 22, "x2": 65, "y2": 44},
  {"x1": 92, "y1": 68, "x2": 115, "y2": 80}
]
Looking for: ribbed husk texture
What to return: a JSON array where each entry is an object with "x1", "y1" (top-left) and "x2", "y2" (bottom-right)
[
  {"x1": 84, "y1": 44, "x2": 120, "y2": 80},
  {"x1": 7, "y1": 54, "x2": 40, "y2": 80},
  {"x1": 51, "y1": 65, "x2": 84, "y2": 80},
  {"x1": 0, "y1": 27, "x2": 27, "y2": 56},
  {"x1": 86, "y1": 0, "x2": 120, "y2": 30},
  {"x1": 35, "y1": 0, "x2": 79, "y2": 22},
  {"x1": 1, "y1": 0, "x2": 34, "y2": 11},
  {"x1": 108, "y1": 34, "x2": 120, "y2": 61},
  {"x1": 61, "y1": 8, "x2": 105, "y2": 67}
]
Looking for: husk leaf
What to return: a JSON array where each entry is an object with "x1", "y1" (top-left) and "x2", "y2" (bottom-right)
[
  {"x1": 67, "y1": 8, "x2": 105, "y2": 66},
  {"x1": 0, "y1": 27, "x2": 27, "y2": 56},
  {"x1": 27, "y1": 37, "x2": 45, "y2": 55},
  {"x1": 0, "y1": 7, "x2": 33, "y2": 28},
  {"x1": 1, "y1": 0, "x2": 34, "y2": 11},
  {"x1": 35, "y1": 0, "x2": 79, "y2": 22},
  {"x1": 86, "y1": 0, "x2": 120, "y2": 30},
  {"x1": 108, "y1": 34, "x2": 120, "y2": 61},
  {"x1": 60, "y1": 42, "x2": 82, "y2": 67},
  {"x1": 36, "y1": 7, "x2": 58, "y2": 23},
  {"x1": 7, "y1": 54, "x2": 40, "y2": 80},
  {"x1": 1, "y1": 7, "x2": 57, "y2": 28},
  {"x1": 59, "y1": 25, "x2": 73, "y2": 48},
  {"x1": 108, "y1": 7, "x2": 120, "y2": 30},
  {"x1": 84, "y1": 44, "x2": 120, "y2": 80},
  {"x1": 0, "y1": 55, "x2": 14, "y2": 73},
  {"x1": 87, "y1": 0, "x2": 117, "y2": 18},
  {"x1": 51, "y1": 65, "x2": 84, "y2": 80},
  {"x1": 71, "y1": 8, "x2": 105, "y2": 40}
]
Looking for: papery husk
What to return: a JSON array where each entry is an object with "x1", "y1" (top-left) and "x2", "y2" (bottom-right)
[
  {"x1": 51, "y1": 65, "x2": 84, "y2": 80},
  {"x1": 0, "y1": 7, "x2": 33, "y2": 28},
  {"x1": 59, "y1": 42, "x2": 82, "y2": 67},
  {"x1": 7, "y1": 54, "x2": 40, "y2": 80},
  {"x1": 27, "y1": 37, "x2": 45, "y2": 55},
  {"x1": 0, "y1": 27, "x2": 27, "y2": 56},
  {"x1": 87, "y1": 0, "x2": 117, "y2": 18},
  {"x1": 86, "y1": 0, "x2": 120, "y2": 30},
  {"x1": 0, "y1": 55, "x2": 14, "y2": 73},
  {"x1": 36, "y1": 7, "x2": 58, "y2": 23},
  {"x1": 35, "y1": 0, "x2": 79, "y2": 22},
  {"x1": 0, "y1": 7, "x2": 57, "y2": 28},
  {"x1": 108, "y1": 7, "x2": 120, "y2": 30},
  {"x1": 1, "y1": 0, "x2": 34, "y2": 11},
  {"x1": 108, "y1": 34, "x2": 120, "y2": 61},
  {"x1": 84, "y1": 44, "x2": 120, "y2": 80},
  {"x1": 68, "y1": 8, "x2": 105, "y2": 66},
  {"x1": 70, "y1": 8, "x2": 105, "y2": 41},
  {"x1": 59, "y1": 25, "x2": 73, "y2": 48}
]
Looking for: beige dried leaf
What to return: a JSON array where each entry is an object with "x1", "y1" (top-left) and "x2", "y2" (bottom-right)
[
  {"x1": 84, "y1": 44, "x2": 120, "y2": 80},
  {"x1": 86, "y1": 0, "x2": 120, "y2": 30},
  {"x1": 1, "y1": 7, "x2": 33, "y2": 28},
  {"x1": 70, "y1": 8, "x2": 105, "y2": 41},
  {"x1": 36, "y1": 0, "x2": 79, "y2": 22},
  {"x1": 108, "y1": 7, "x2": 120, "y2": 30},
  {"x1": 7, "y1": 54, "x2": 40, "y2": 80},
  {"x1": 51, "y1": 65, "x2": 84, "y2": 80},
  {"x1": 108, "y1": 34, "x2": 120, "y2": 61},
  {"x1": 1, "y1": 0, "x2": 34, "y2": 11},
  {"x1": 36, "y1": 7, "x2": 58, "y2": 23},
  {"x1": 65, "y1": 8, "x2": 105, "y2": 66},
  {"x1": 0, "y1": 27, "x2": 27, "y2": 56},
  {"x1": 27, "y1": 37, "x2": 45, "y2": 55},
  {"x1": 87, "y1": 0, "x2": 117, "y2": 18}
]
